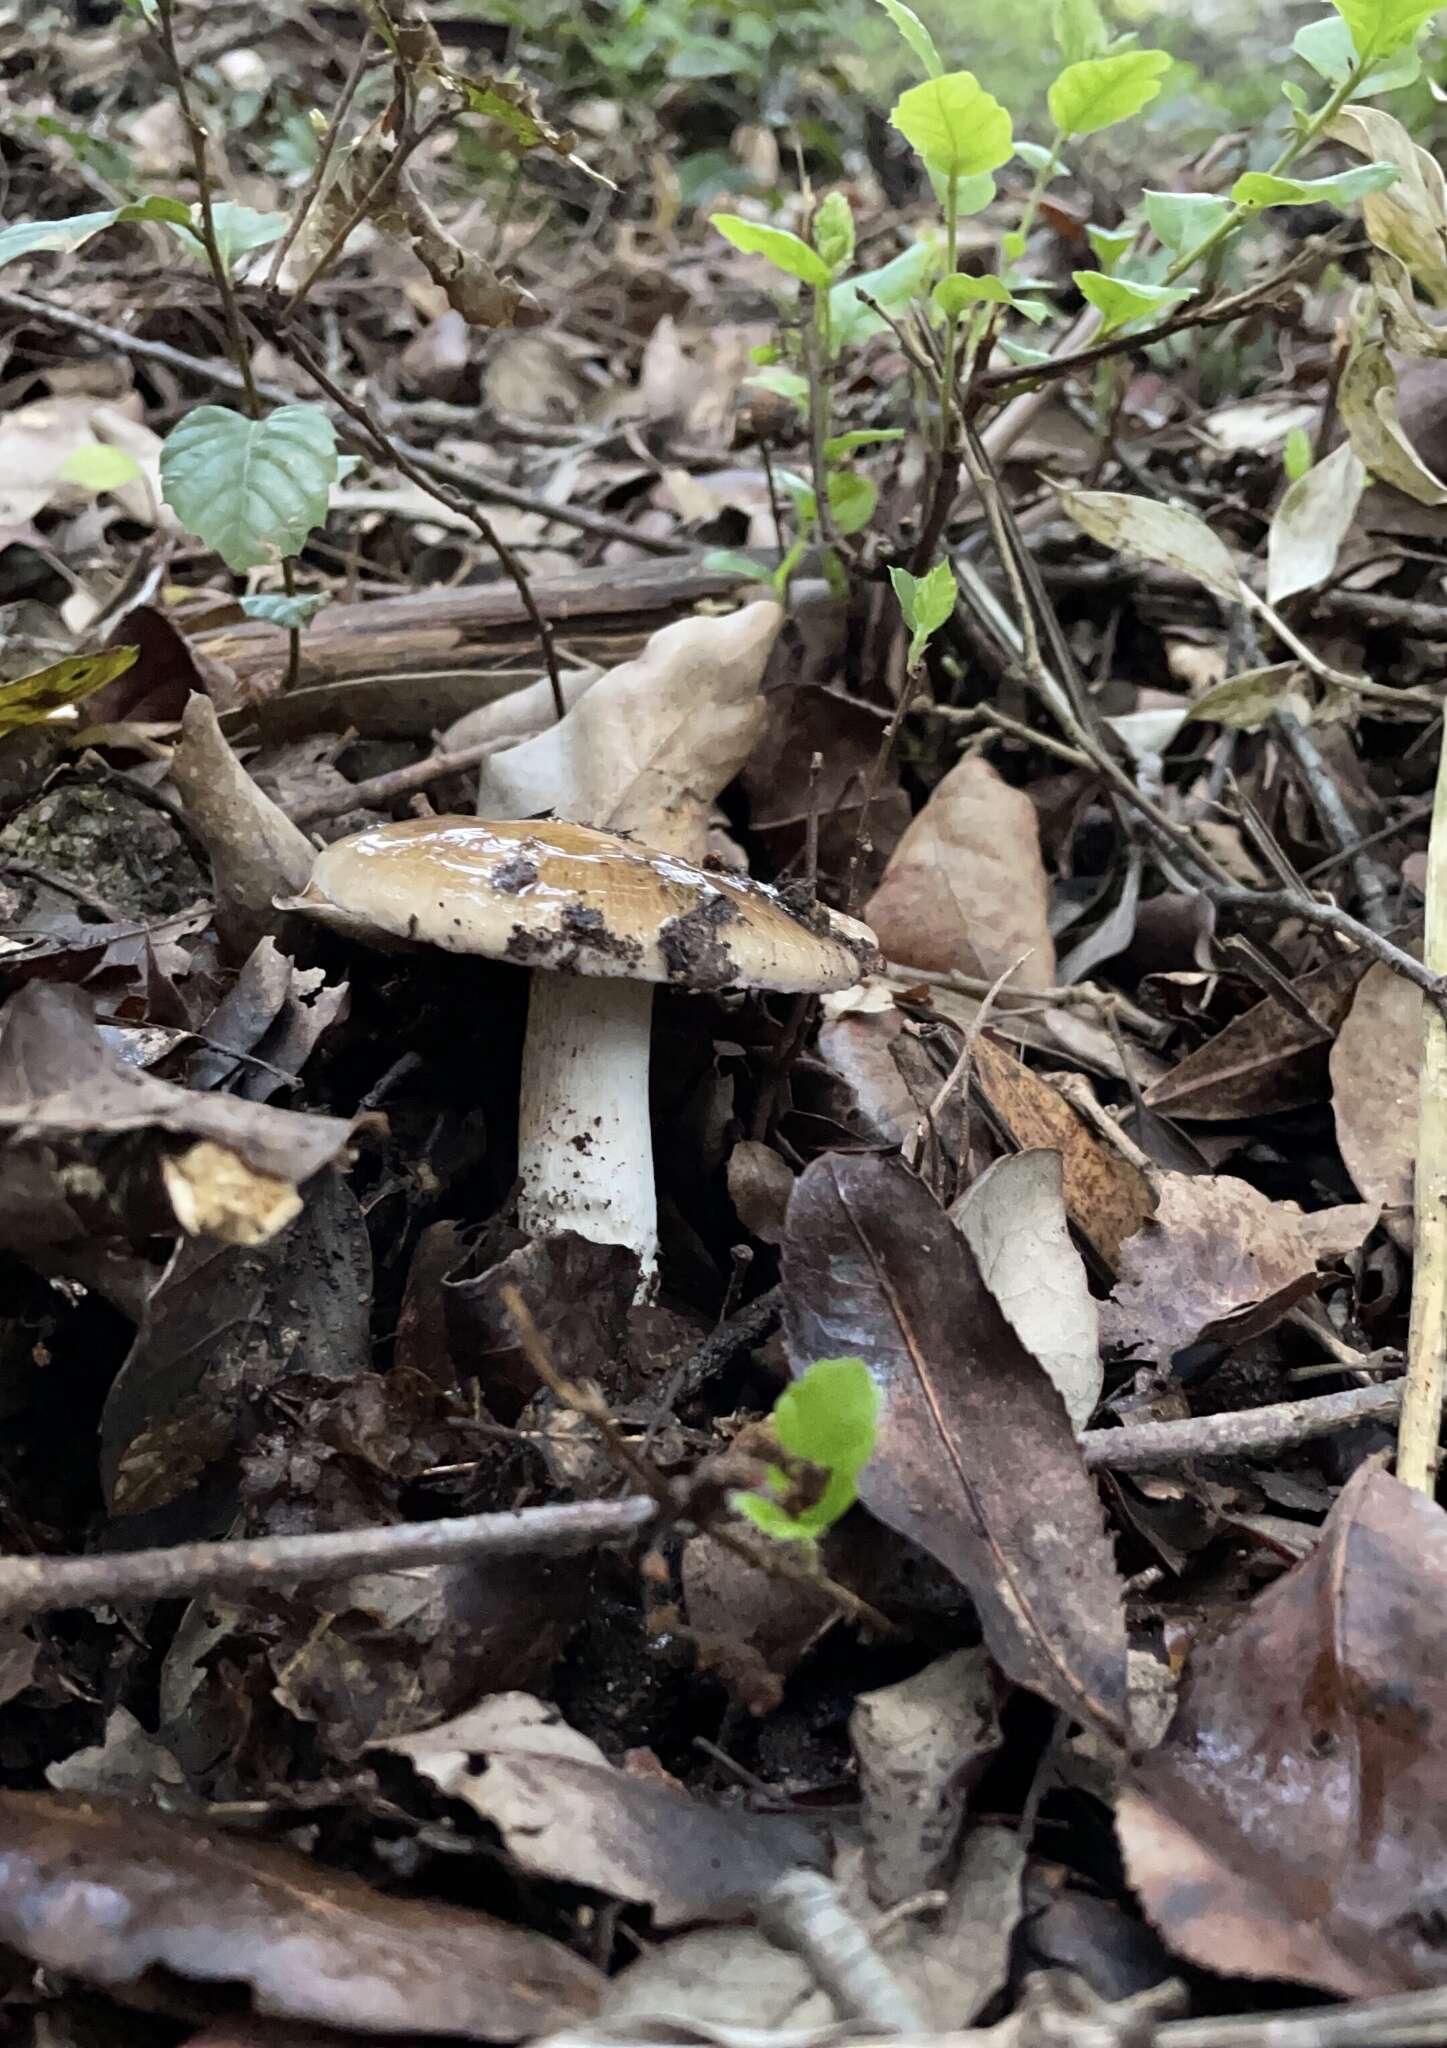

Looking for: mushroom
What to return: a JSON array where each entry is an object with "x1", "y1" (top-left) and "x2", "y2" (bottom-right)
[{"x1": 287, "y1": 817, "x2": 876, "y2": 1283}]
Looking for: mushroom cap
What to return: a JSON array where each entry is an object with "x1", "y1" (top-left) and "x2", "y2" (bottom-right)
[{"x1": 287, "y1": 817, "x2": 877, "y2": 994}]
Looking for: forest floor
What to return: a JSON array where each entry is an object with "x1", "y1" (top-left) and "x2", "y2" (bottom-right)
[{"x1": 2, "y1": 3, "x2": 1447, "y2": 2045}]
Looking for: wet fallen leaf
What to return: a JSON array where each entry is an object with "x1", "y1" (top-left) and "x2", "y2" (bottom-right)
[
  {"x1": 1100, "y1": 1172, "x2": 1376, "y2": 1363},
  {"x1": 1267, "y1": 441, "x2": 1367, "y2": 604},
  {"x1": 783, "y1": 1153, "x2": 1129, "y2": 1743},
  {"x1": 972, "y1": 1034, "x2": 1156, "y2": 1268},
  {"x1": 1120, "y1": 1468, "x2": 1447, "y2": 1997},
  {"x1": 851, "y1": 1646, "x2": 1001, "y2": 1906},
  {"x1": 951, "y1": 1149, "x2": 1101, "y2": 1432},
  {"x1": 0, "y1": 1790, "x2": 603, "y2": 2038},
  {"x1": 475, "y1": 602, "x2": 781, "y2": 860},
  {"x1": 380, "y1": 1692, "x2": 825, "y2": 1925},
  {"x1": 1331, "y1": 959, "x2": 1419, "y2": 1241},
  {"x1": 864, "y1": 754, "x2": 1056, "y2": 988},
  {"x1": 1145, "y1": 949, "x2": 1369, "y2": 1120}
]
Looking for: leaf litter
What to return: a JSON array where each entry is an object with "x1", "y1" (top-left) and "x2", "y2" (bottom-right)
[{"x1": 6, "y1": 6, "x2": 1447, "y2": 2044}]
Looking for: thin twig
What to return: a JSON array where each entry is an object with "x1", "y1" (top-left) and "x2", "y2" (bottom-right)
[
  {"x1": 0, "y1": 288, "x2": 688, "y2": 558},
  {"x1": 0, "y1": 1498, "x2": 658, "y2": 1621},
  {"x1": 1085, "y1": 1381, "x2": 1401, "y2": 1474},
  {"x1": 285, "y1": 330, "x2": 567, "y2": 717},
  {"x1": 1399, "y1": 711, "x2": 1447, "y2": 1490},
  {"x1": 1207, "y1": 886, "x2": 1447, "y2": 1011},
  {"x1": 263, "y1": 29, "x2": 375, "y2": 290},
  {"x1": 883, "y1": 959, "x2": 1172, "y2": 1048},
  {"x1": 1273, "y1": 704, "x2": 1391, "y2": 934},
  {"x1": 285, "y1": 737, "x2": 502, "y2": 826}
]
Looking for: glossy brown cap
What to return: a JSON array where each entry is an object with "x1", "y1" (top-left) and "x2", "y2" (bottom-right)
[{"x1": 286, "y1": 818, "x2": 878, "y2": 993}]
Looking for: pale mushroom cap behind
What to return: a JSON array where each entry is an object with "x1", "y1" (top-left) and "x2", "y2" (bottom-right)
[{"x1": 290, "y1": 817, "x2": 877, "y2": 994}]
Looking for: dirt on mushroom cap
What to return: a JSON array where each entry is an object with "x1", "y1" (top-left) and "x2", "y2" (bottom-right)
[{"x1": 288, "y1": 817, "x2": 878, "y2": 993}]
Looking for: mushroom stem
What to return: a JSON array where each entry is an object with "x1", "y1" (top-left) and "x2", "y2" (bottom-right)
[{"x1": 517, "y1": 971, "x2": 658, "y2": 1283}]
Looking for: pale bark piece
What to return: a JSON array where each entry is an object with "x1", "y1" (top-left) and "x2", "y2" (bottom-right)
[
  {"x1": 1100, "y1": 1171, "x2": 1376, "y2": 1365},
  {"x1": 851, "y1": 1646, "x2": 1001, "y2": 1908},
  {"x1": 0, "y1": 1789, "x2": 602, "y2": 2038},
  {"x1": 865, "y1": 754, "x2": 1056, "y2": 989},
  {"x1": 379, "y1": 1692, "x2": 824, "y2": 1926},
  {"x1": 952, "y1": 1150, "x2": 1101, "y2": 1433},
  {"x1": 1121, "y1": 1468, "x2": 1447, "y2": 1998},
  {"x1": 171, "y1": 692, "x2": 317, "y2": 956},
  {"x1": 783, "y1": 1154, "x2": 1129, "y2": 1745},
  {"x1": 1330, "y1": 959, "x2": 1419, "y2": 1242},
  {"x1": 475, "y1": 601, "x2": 782, "y2": 861}
]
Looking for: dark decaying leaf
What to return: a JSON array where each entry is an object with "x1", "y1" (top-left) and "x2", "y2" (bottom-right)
[
  {"x1": 1143, "y1": 948, "x2": 1370, "y2": 1120},
  {"x1": 99, "y1": 1169, "x2": 372, "y2": 1518},
  {"x1": 782, "y1": 1153, "x2": 1129, "y2": 1744},
  {"x1": 444, "y1": 1228, "x2": 639, "y2": 1421},
  {"x1": 380, "y1": 1692, "x2": 826, "y2": 1926},
  {"x1": 1120, "y1": 1468, "x2": 1447, "y2": 1998},
  {"x1": 0, "y1": 1790, "x2": 604, "y2": 2038},
  {"x1": 185, "y1": 936, "x2": 349, "y2": 1102},
  {"x1": 0, "y1": 983, "x2": 353, "y2": 1252}
]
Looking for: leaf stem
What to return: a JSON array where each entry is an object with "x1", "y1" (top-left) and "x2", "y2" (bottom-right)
[{"x1": 1161, "y1": 59, "x2": 1367, "y2": 286}]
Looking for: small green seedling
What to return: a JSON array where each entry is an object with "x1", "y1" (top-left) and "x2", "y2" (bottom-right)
[
  {"x1": 890, "y1": 558, "x2": 957, "y2": 670},
  {"x1": 733, "y1": 1355, "x2": 880, "y2": 1546}
]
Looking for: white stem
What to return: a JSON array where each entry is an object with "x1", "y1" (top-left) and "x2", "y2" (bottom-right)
[{"x1": 517, "y1": 973, "x2": 658, "y2": 1283}]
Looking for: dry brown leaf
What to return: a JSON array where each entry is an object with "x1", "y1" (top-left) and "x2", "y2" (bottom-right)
[
  {"x1": 865, "y1": 755, "x2": 1056, "y2": 989},
  {"x1": 1100, "y1": 1172, "x2": 1377, "y2": 1364},
  {"x1": 784, "y1": 1153, "x2": 1129, "y2": 1744},
  {"x1": 851, "y1": 1647, "x2": 1001, "y2": 1907},
  {"x1": 171, "y1": 692, "x2": 317, "y2": 957},
  {"x1": 1120, "y1": 1468, "x2": 1447, "y2": 1998},
  {"x1": 475, "y1": 602, "x2": 781, "y2": 861},
  {"x1": 0, "y1": 395, "x2": 168, "y2": 529},
  {"x1": 380, "y1": 1692, "x2": 825, "y2": 1925},
  {"x1": 0, "y1": 1790, "x2": 603, "y2": 2038},
  {"x1": 973, "y1": 1035, "x2": 1156, "y2": 1269},
  {"x1": 1331, "y1": 959, "x2": 1419, "y2": 1241}
]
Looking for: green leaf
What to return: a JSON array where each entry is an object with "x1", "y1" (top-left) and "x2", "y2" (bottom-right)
[
  {"x1": 1331, "y1": 0, "x2": 1442, "y2": 59},
  {"x1": 1232, "y1": 163, "x2": 1400, "y2": 208},
  {"x1": 1086, "y1": 220, "x2": 1136, "y2": 271},
  {"x1": 813, "y1": 191, "x2": 855, "y2": 273},
  {"x1": 1015, "y1": 140, "x2": 1064, "y2": 178},
  {"x1": 999, "y1": 337, "x2": 1053, "y2": 366},
  {"x1": 890, "y1": 557, "x2": 956, "y2": 666},
  {"x1": 828, "y1": 470, "x2": 877, "y2": 535},
  {"x1": 117, "y1": 195, "x2": 194, "y2": 228},
  {"x1": 933, "y1": 272, "x2": 1014, "y2": 315},
  {"x1": 823, "y1": 429, "x2": 905, "y2": 457},
  {"x1": 702, "y1": 548, "x2": 773, "y2": 582},
  {"x1": 171, "y1": 201, "x2": 288, "y2": 273},
  {"x1": 1294, "y1": 12, "x2": 1424, "y2": 87},
  {"x1": 160, "y1": 404, "x2": 340, "y2": 573},
  {"x1": 1054, "y1": 0, "x2": 1109, "y2": 62},
  {"x1": 0, "y1": 646, "x2": 137, "y2": 740},
  {"x1": 746, "y1": 366, "x2": 811, "y2": 411},
  {"x1": 238, "y1": 590, "x2": 332, "y2": 630},
  {"x1": 733, "y1": 1356, "x2": 880, "y2": 1544},
  {"x1": 890, "y1": 71, "x2": 1014, "y2": 181},
  {"x1": 0, "y1": 196, "x2": 196, "y2": 271},
  {"x1": 1143, "y1": 189, "x2": 1235, "y2": 252},
  {"x1": 830, "y1": 239, "x2": 941, "y2": 349},
  {"x1": 871, "y1": 0, "x2": 943, "y2": 76},
  {"x1": 57, "y1": 443, "x2": 143, "y2": 492},
  {"x1": 1073, "y1": 270, "x2": 1191, "y2": 333},
  {"x1": 1283, "y1": 424, "x2": 1314, "y2": 482},
  {"x1": 710, "y1": 213, "x2": 833, "y2": 289},
  {"x1": 927, "y1": 170, "x2": 998, "y2": 216},
  {"x1": 1048, "y1": 50, "x2": 1172, "y2": 137}
]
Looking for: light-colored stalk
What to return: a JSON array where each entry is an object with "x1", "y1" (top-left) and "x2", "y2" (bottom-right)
[
  {"x1": 1399, "y1": 721, "x2": 1447, "y2": 1491},
  {"x1": 517, "y1": 972, "x2": 658, "y2": 1282}
]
